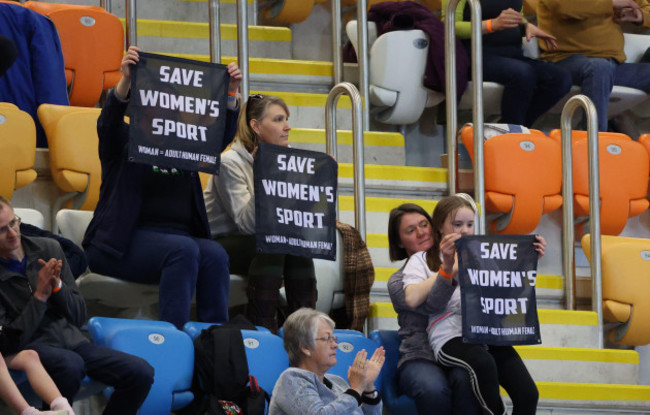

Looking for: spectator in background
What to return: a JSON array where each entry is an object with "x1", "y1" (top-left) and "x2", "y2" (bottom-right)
[
  {"x1": 387, "y1": 203, "x2": 481, "y2": 415},
  {"x1": 83, "y1": 47, "x2": 242, "y2": 329},
  {"x1": 204, "y1": 94, "x2": 317, "y2": 333},
  {"x1": 269, "y1": 308, "x2": 385, "y2": 415},
  {"x1": 0, "y1": 196, "x2": 154, "y2": 414},
  {"x1": 538, "y1": 0, "x2": 650, "y2": 132},
  {"x1": 442, "y1": 0, "x2": 572, "y2": 127},
  {"x1": 0, "y1": 2, "x2": 68, "y2": 147},
  {"x1": 0, "y1": 35, "x2": 17, "y2": 78}
]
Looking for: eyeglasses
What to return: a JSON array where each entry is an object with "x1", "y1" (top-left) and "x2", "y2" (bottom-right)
[
  {"x1": 0, "y1": 216, "x2": 20, "y2": 236},
  {"x1": 314, "y1": 334, "x2": 338, "y2": 344},
  {"x1": 246, "y1": 94, "x2": 265, "y2": 123}
]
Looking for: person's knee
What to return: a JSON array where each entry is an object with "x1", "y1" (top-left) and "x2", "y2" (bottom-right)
[
  {"x1": 399, "y1": 362, "x2": 452, "y2": 402},
  {"x1": 582, "y1": 58, "x2": 616, "y2": 82},
  {"x1": 122, "y1": 357, "x2": 155, "y2": 389},
  {"x1": 202, "y1": 239, "x2": 229, "y2": 265},
  {"x1": 16, "y1": 349, "x2": 41, "y2": 369}
]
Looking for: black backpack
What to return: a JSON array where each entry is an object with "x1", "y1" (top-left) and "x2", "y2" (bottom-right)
[{"x1": 190, "y1": 316, "x2": 269, "y2": 415}]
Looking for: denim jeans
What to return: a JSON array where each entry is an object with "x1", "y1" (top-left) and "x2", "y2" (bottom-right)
[
  {"x1": 483, "y1": 52, "x2": 572, "y2": 126},
  {"x1": 555, "y1": 54, "x2": 650, "y2": 131},
  {"x1": 397, "y1": 359, "x2": 482, "y2": 415},
  {"x1": 26, "y1": 341, "x2": 154, "y2": 415},
  {"x1": 86, "y1": 227, "x2": 230, "y2": 328}
]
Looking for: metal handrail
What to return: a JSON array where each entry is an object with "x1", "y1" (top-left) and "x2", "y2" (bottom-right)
[
  {"x1": 331, "y1": 0, "x2": 369, "y2": 131},
  {"x1": 444, "y1": 0, "x2": 484, "y2": 233},
  {"x1": 331, "y1": 0, "x2": 343, "y2": 85},
  {"x1": 560, "y1": 95, "x2": 603, "y2": 349},
  {"x1": 125, "y1": 0, "x2": 137, "y2": 48},
  {"x1": 236, "y1": 0, "x2": 250, "y2": 100},
  {"x1": 100, "y1": 0, "x2": 112, "y2": 13},
  {"x1": 325, "y1": 82, "x2": 366, "y2": 240},
  {"x1": 209, "y1": 0, "x2": 221, "y2": 64}
]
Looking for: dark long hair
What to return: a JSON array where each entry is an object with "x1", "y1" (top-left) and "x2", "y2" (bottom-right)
[{"x1": 387, "y1": 203, "x2": 432, "y2": 262}]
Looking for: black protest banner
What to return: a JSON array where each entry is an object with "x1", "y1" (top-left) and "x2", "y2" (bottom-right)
[
  {"x1": 254, "y1": 143, "x2": 338, "y2": 260},
  {"x1": 128, "y1": 52, "x2": 229, "y2": 173},
  {"x1": 456, "y1": 234, "x2": 541, "y2": 345}
]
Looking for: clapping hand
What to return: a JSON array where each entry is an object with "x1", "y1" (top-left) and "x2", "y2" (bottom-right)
[{"x1": 363, "y1": 347, "x2": 385, "y2": 392}]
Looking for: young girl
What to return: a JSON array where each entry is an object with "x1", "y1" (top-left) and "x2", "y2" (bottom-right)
[
  {"x1": 0, "y1": 349, "x2": 73, "y2": 415},
  {"x1": 401, "y1": 194, "x2": 545, "y2": 415}
]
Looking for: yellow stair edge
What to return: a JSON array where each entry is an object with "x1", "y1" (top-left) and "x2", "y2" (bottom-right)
[
  {"x1": 514, "y1": 346, "x2": 639, "y2": 364},
  {"x1": 339, "y1": 198, "x2": 437, "y2": 215},
  {"x1": 290, "y1": 129, "x2": 404, "y2": 147},
  {"x1": 254, "y1": 90, "x2": 352, "y2": 109},
  {"x1": 374, "y1": 267, "x2": 563, "y2": 291},
  {"x1": 161, "y1": 53, "x2": 333, "y2": 77},
  {"x1": 119, "y1": 18, "x2": 291, "y2": 41},
  {"x1": 515, "y1": 382, "x2": 650, "y2": 402},
  {"x1": 369, "y1": 302, "x2": 598, "y2": 326}
]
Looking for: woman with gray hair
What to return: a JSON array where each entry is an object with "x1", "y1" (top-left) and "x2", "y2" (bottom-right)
[{"x1": 269, "y1": 308, "x2": 385, "y2": 415}]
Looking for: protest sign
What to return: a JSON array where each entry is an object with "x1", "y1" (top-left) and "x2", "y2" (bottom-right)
[
  {"x1": 456, "y1": 234, "x2": 541, "y2": 345},
  {"x1": 254, "y1": 143, "x2": 338, "y2": 260},
  {"x1": 128, "y1": 52, "x2": 229, "y2": 173}
]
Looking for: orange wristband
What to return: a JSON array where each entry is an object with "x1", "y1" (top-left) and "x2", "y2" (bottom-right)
[
  {"x1": 228, "y1": 91, "x2": 237, "y2": 97},
  {"x1": 486, "y1": 19, "x2": 494, "y2": 33},
  {"x1": 438, "y1": 267, "x2": 454, "y2": 279},
  {"x1": 52, "y1": 279, "x2": 62, "y2": 293}
]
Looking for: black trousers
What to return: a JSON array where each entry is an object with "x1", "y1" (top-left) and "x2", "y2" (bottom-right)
[{"x1": 438, "y1": 337, "x2": 538, "y2": 415}]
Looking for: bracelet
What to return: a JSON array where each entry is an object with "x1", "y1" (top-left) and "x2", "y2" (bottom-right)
[
  {"x1": 486, "y1": 19, "x2": 494, "y2": 33},
  {"x1": 438, "y1": 267, "x2": 454, "y2": 279},
  {"x1": 228, "y1": 91, "x2": 237, "y2": 97},
  {"x1": 52, "y1": 279, "x2": 62, "y2": 293}
]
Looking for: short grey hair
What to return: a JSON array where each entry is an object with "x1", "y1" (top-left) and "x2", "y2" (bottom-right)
[{"x1": 282, "y1": 308, "x2": 335, "y2": 367}]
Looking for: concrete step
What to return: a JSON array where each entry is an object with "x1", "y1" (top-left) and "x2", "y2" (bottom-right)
[
  {"x1": 167, "y1": 53, "x2": 333, "y2": 91},
  {"x1": 531, "y1": 382, "x2": 650, "y2": 413},
  {"x1": 126, "y1": 18, "x2": 292, "y2": 59},
  {"x1": 291, "y1": 131, "x2": 405, "y2": 166},
  {"x1": 516, "y1": 346, "x2": 639, "y2": 385},
  {"x1": 368, "y1": 303, "x2": 600, "y2": 349},
  {"x1": 254, "y1": 90, "x2": 356, "y2": 131}
]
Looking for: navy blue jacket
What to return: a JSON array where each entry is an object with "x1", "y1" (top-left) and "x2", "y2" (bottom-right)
[
  {"x1": 0, "y1": 2, "x2": 69, "y2": 147},
  {"x1": 82, "y1": 89, "x2": 239, "y2": 258}
]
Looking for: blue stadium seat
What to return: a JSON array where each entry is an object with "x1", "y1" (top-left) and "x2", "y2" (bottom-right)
[
  {"x1": 240, "y1": 329, "x2": 289, "y2": 396},
  {"x1": 182, "y1": 321, "x2": 271, "y2": 340},
  {"x1": 326, "y1": 330, "x2": 382, "y2": 392},
  {"x1": 87, "y1": 317, "x2": 194, "y2": 414},
  {"x1": 369, "y1": 330, "x2": 417, "y2": 415}
]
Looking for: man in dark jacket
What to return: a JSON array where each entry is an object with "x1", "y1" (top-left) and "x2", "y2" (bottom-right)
[{"x1": 0, "y1": 196, "x2": 154, "y2": 414}]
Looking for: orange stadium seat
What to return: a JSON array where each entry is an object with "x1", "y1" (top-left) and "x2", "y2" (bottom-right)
[
  {"x1": 261, "y1": 0, "x2": 314, "y2": 25},
  {"x1": 461, "y1": 125, "x2": 562, "y2": 234},
  {"x1": 549, "y1": 130, "x2": 650, "y2": 235},
  {"x1": 582, "y1": 234, "x2": 650, "y2": 346},
  {"x1": 37, "y1": 103, "x2": 102, "y2": 213},
  {"x1": 24, "y1": 1, "x2": 123, "y2": 107},
  {"x1": 0, "y1": 103, "x2": 37, "y2": 200}
]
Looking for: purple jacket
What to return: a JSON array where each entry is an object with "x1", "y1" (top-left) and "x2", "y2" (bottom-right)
[{"x1": 344, "y1": 1, "x2": 469, "y2": 99}]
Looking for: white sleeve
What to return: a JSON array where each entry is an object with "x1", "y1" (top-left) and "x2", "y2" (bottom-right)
[{"x1": 401, "y1": 252, "x2": 431, "y2": 287}]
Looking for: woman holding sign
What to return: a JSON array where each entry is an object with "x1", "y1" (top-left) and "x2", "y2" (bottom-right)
[
  {"x1": 387, "y1": 203, "x2": 481, "y2": 415},
  {"x1": 204, "y1": 94, "x2": 317, "y2": 332},
  {"x1": 400, "y1": 195, "x2": 545, "y2": 415},
  {"x1": 83, "y1": 46, "x2": 242, "y2": 329}
]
